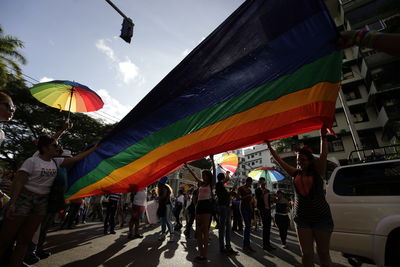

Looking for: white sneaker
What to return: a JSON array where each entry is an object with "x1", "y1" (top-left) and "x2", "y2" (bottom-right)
[{"x1": 158, "y1": 233, "x2": 166, "y2": 241}]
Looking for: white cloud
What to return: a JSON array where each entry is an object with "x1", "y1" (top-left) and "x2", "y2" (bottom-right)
[
  {"x1": 95, "y1": 39, "x2": 117, "y2": 62},
  {"x1": 118, "y1": 59, "x2": 140, "y2": 84},
  {"x1": 182, "y1": 49, "x2": 190, "y2": 57},
  {"x1": 91, "y1": 89, "x2": 132, "y2": 123},
  {"x1": 39, "y1": 76, "x2": 54, "y2": 83},
  {"x1": 95, "y1": 39, "x2": 144, "y2": 85}
]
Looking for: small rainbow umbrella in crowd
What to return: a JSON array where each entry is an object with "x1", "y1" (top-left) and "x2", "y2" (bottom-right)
[
  {"x1": 30, "y1": 80, "x2": 104, "y2": 119},
  {"x1": 217, "y1": 153, "x2": 239, "y2": 176},
  {"x1": 248, "y1": 167, "x2": 285, "y2": 182}
]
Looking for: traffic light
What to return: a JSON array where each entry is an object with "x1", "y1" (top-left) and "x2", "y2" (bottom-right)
[{"x1": 120, "y1": 18, "x2": 134, "y2": 43}]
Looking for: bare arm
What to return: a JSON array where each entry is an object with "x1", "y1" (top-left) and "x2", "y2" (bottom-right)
[
  {"x1": 315, "y1": 127, "x2": 328, "y2": 177},
  {"x1": 223, "y1": 171, "x2": 231, "y2": 183},
  {"x1": 210, "y1": 155, "x2": 216, "y2": 186},
  {"x1": 61, "y1": 144, "x2": 98, "y2": 166},
  {"x1": 7, "y1": 171, "x2": 29, "y2": 218},
  {"x1": 337, "y1": 31, "x2": 400, "y2": 57},
  {"x1": 9, "y1": 171, "x2": 28, "y2": 205},
  {"x1": 52, "y1": 120, "x2": 70, "y2": 141},
  {"x1": 266, "y1": 141, "x2": 297, "y2": 177},
  {"x1": 184, "y1": 163, "x2": 202, "y2": 183}
]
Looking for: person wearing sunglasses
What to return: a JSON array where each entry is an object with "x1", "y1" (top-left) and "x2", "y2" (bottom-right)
[
  {"x1": 0, "y1": 92, "x2": 16, "y2": 146},
  {"x1": 0, "y1": 135, "x2": 98, "y2": 267}
]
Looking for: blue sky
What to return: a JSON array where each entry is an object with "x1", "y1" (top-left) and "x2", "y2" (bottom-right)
[{"x1": 1, "y1": 0, "x2": 244, "y2": 123}]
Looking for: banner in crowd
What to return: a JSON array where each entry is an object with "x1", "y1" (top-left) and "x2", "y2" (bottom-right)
[{"x1": 66, "y1": 0, "x2": 342, "y2": 199}]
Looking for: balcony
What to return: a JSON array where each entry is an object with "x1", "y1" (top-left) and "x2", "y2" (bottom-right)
[
  {"x1": 354, "y1": 120, "x2": 382, "y2": 131},
  {"x1": 363, "y1": 51, "x2": 399, "y2": 69},
  {"x1": 341, "y1": 0, "x2": 400, "y2": 29},
  {"x1": 339, "y1": 0, "x2": 374, "y2": 13}
]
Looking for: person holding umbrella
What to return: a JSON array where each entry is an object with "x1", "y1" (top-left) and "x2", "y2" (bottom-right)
[{"x1": 0, "y1": 136, "x2": 98, "y2": 267}]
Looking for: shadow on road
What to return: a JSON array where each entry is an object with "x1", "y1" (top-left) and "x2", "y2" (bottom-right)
[{"x1": 45, "y1": 224, "x2": 105, "y2": 255}]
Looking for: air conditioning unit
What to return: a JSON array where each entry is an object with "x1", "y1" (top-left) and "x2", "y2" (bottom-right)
[{"x1": 366, "y1": 20, "x2": 386, "y2": 32}]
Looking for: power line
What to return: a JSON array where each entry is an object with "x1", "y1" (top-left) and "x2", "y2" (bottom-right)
[
  {"x1": 96, "y1": 110, "x2": 121, "y2": 121},
  {"x1": 5, "y1": 65, "x2": 40, "y2": 83}
]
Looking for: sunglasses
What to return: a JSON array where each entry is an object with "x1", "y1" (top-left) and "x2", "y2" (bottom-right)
[{"x1": 0, "y1": 103, "x2": 16, "y2": 112}]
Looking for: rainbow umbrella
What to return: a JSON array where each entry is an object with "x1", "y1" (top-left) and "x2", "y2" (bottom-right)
[
  {"x1": 217, "y1": 153, "x2": 238, "y2": 174},
  {"x1": 30, "y1": 80, "x2": 104, "y2": 119},
  {"x1": 248, "y1": 167, "x2": 285, "y2": 182}
]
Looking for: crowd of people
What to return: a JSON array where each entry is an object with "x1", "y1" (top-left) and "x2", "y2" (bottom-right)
[{"x1": 0, "y1": 30, "x2": 399, "y2": 267}]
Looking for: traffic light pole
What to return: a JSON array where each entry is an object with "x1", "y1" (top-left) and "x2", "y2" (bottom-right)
[
  {"x1": 105, "y1": 0, "x2": 129, "y2": 19},
  {"x1": 105, "y1": 0, "x2": 134, "y2": 43}
]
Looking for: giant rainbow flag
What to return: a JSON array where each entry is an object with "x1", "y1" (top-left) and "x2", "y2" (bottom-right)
[{"x1": 66, "y1": 0, "x2": 342, "y2": 199}]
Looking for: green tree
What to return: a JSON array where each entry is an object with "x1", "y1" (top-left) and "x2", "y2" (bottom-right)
[
  {"x1": 0, "y1": 25, "x2": 27, "y2": 89},
  {"x1": 274, "y1": 136, "x2": 299, "y2": 153},
  {"x1": 1, "y1": 75, "x2": 114, "y2": 170}
]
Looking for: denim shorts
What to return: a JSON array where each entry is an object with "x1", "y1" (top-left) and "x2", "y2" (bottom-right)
[
  {"x1": 294, "y1": 217, "x2": 334, "y2": 233},
  {"x1": 14, "y1": 191, "x2": 48, "y2": 216}
]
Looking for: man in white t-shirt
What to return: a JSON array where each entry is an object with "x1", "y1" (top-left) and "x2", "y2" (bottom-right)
[{"x1": 128, "y1": 187, "x2": 147, "y2": 239}]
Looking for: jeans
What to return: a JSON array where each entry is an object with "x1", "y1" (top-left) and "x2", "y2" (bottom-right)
[
  {"x1": 218, "y1": 205, "x2": 232, "y2": 250},
  {"x1": 232, "y1": 204, "x2": 243, "y2": 231},
  {"x1": 275, "y1": 214, "x2": 290, "y2": 245},
  {"x1": 104, "y1": 201, "x2": 117, "y2": 232},
  {"x1": 160, "y1": 204, "x2": 174, "y2": 234},
  {"x1": 240, "y1": 206, "x2": 252, "y2": 249},
  {"x1": 184, "y1": 204, "x2": 195, "y2": 237},
  {"x1": 259, "y1": 208, "x2": 272, "y2": 248},
  {"x1": 88, "y1": 203, "x2": 103, "y2": 221},
  {"x1": 174, "y1": 204, "x2": 183, "y2": 228}
]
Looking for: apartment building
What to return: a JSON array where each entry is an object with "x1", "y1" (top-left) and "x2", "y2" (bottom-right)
[{"x1": 298, "y1": 0, "x2": 400, "y2": 165}]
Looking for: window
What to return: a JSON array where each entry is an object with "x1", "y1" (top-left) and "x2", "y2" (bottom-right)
[
  {"x1": 359, "y1": 133, "x2": 378, "y2": 149},
  {"x1": 343, "y1": 86, "x2": 361, "y2": 101},
  {"x1": 252, "y1": 162, "x2": 255, "y2": 165},
  {"x1": 333, "y1": 162, "x2": 400, "y2": 196},
  {"x1": 351, "y1": 111, "x2": 369, "y2": 123},
  {"x1": 366, "y1": 20, "x2": 386, "y2": 32},
  {"x1": 251, "y1": 155, "x2": 254, "y2": 158},
  {"x1": 342, "y1": 65, "x2": 354, "y2": 80},
  {"x1": 329, "y1": 138, "x2": 345, "y2": 152},
  {"x1": 332, "y1": 139, "x2": 344, "y2": 152}
]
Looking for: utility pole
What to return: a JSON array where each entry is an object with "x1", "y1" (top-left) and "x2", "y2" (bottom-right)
[
  {"x1": 105, "y1": 0, "x2": 134, "y2": 43},
  {"x1": 338, "y1": 88, "x2": 363, "y2": 161}
]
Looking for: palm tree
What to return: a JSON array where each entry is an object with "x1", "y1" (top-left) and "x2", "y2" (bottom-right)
[{"x1": 0, "y1": 25, "x2": 27, "y2": 88}]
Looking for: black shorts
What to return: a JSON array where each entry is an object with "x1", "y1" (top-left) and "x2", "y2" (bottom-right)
[{"x1": 196, "y1": 199, "x2": 213, "y2": 215}]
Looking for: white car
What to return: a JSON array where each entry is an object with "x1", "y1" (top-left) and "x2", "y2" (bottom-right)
[{"x1": 326, "y1": 159, "x2": 400, "y2": 267}]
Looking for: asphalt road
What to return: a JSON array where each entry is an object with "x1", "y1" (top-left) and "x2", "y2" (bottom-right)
[{"x1": 34, "y1": 221, "x2": 362, "y2": 267}]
